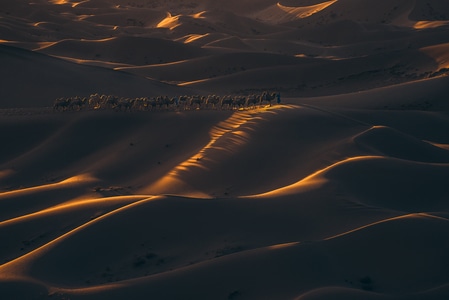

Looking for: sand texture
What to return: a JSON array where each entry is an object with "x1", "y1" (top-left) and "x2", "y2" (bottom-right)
[{"x1": 1, "y1": 0, "x2": 449, "y2": 299}]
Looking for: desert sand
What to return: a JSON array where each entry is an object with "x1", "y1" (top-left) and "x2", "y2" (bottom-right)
[{"x1": 1, "y1": 0, "x2": 449, "y2": 299}]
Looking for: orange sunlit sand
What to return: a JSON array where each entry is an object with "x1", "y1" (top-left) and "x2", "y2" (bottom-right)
[{"x1": 1, "y1": 0, "x2": 449, "y2": 299}]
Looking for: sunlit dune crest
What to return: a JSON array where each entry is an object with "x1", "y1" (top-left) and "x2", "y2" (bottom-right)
[
  {"x1": 268, "y1": 241, "x2": 300, "y2": 250},
  {"x1": 142, "y1": 111, "x2": 253, "y2": 196},
  {"x1": 253, "y1": 0, "x2": 337, "y2": 24},
  {"x1": 181, "y1": 33, "x2": 210, "y2": 44},
  {"x1": 60, "y1": 55, "x2": 131, "y2": 68},
  {"x1": 0, "y1": 174, "x2": 97, "y2": 198},
  {"x1": 429, "y1": 141, "x2": 449, "y2": 151},
  {"x1": 49, "y1": 0, "x2": 70, "y2": 4},
  {"x1": 0, "y1": 196, "x2": 160, "y2": 274},
  {"x1": 142, "y1": 108, "x2": 281, "y2": 196},
  {"x1": 49, "y1": 0, "x2": 89, "y2": 7},
  {"x1": 178, "y1": 78, "x2": 210, "y2": 86},
  {"x1": 157, "y1": 12, "x2": 181, "y2": 30},
  {"x1": 414, "y1": 20, "x2": 449, "y2": 29},
  {"x1": 251, "y1": 156, "x2": 382, "y2": 198},
  {"x1": 191, "y1": 11, "x2": 207, "y2": 19},
  {"x1": 76, "y1": 15, "x2": 94, "y2": 21},
  {"x1": 59, "y1": 174, "x2": 97, "y2": 184},
  {"x1": 277, "y1": 0, "x2": 338, "y2": 18},
  {"x1": 79, "y1": 37, "x2": 116, "y2": 43},
  {"x1": 33, "y1": 41, "x2": 60, "y2": 50},
  {"x1": 0, "y1": 195, "x2": 149, "y2": 226},
  {"x1": 324, "y1": 213, "x2": 449, "y2": 240},
  {"x1": 33, "y1": 22, "x2": 48, "y2": 27},
  {"x1": 420, "y1": 42, "x2": 449, "y2": 69},
  {"x1": 33, "y1": 37, "x2": 116, "y2": 52},
  {"x1": 72, "y1": 0, "x2": 90, "y2": 7}
]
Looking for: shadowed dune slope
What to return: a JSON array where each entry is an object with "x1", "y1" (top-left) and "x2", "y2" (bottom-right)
[
  {"x1": 1, "y1": 213, "x2": 448, "y2": 299},
  {"x1": 1, "y1": 1, "x2": 449, "y2": 299},
  {"x1": 181, "y1": 49, "x2": 439, "y2": 96},
  {"x1": 0, "y1": 88, "x2": 449, "y2": 300},
  {"x1": 320, "y1": 156, "x2": 449, "y2": 212},
  {"x1": 298, "y1": 75, "x2": 449, "y2": 110},
  {"x1": 353, "y1": 125, "x2": 449, "y2": 163},
  {"x1": 37, "y1": 36, "x2": 212, "y2": 66},
  {"x1": 118, "y1": 52, "x2": 313, "y2": 83},
  {"x1": 0, "y1": 44, "x2": 189, "y2": 108},
  {"x1": 0, "y1": 109, "x2": 231, "y2": 191}
]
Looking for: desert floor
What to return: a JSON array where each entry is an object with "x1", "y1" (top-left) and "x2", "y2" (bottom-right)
[{"x1": 1, "y1": 1, "x2": 449, "y2": 299}]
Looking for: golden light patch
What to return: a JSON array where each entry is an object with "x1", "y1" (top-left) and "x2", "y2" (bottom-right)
[
  {"x1": 49, "y1": 0, "x2": 89, "y2": 7},
  {"x1": 157, "y1": 12, "x2": 181, "y2": 30},
  {"x1": 268, "y1": 241, "x2": 300, "y2": 250},
  {"x1": 414, "y1": 21, "x2": 449, "y2": 29},
  {"x1": 183, "y1": 33, "x2": 210, "y2": 44},
  {"x1": 191, "y1": 11, "x2": 207, "y2": 19},
  {"x1": 277, "y1": 0, "x2": 338, "y2": 19}
]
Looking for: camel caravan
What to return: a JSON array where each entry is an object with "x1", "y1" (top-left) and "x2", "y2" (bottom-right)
[{"x1": 53, "y1": 92, "x2": 280, "y2": 112}]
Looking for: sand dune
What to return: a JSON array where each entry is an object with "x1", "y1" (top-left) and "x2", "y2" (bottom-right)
[
  {"x1": 180, "y1": 49, "x2": 440, "y2": 96},
  {"x1": 421, "y1": 42, "x2": 449, "y2": 69},
  {"x1": 1, "y1": 0, "x2": 449, "y2": 299},
  {"x1": 352, "y1": 125, "x2": 449, "y2": 162},
  {"x1": 0, "y1": 44, "x2": 190, "y2": 107},
  {"x1": 37, "y1": 36, "x2": 211, "y2": 65},
  {"x1": 298, "y1": 75, "x2": 449, "y2": 110},
  {"x1": 117, "y1": 52, "x2": 310, "y2": 83},
  {"x1": 252, "y1": 0, "x2": 338, "y2": 24},
  {"x1": 2, "y1": 213, "x2": 448, "y2": 299}
]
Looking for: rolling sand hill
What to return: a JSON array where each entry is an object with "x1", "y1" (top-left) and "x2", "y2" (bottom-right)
[
  {"x1": 0, "y1": 44, "x2": 191, "y2": 108},
  {"x1": 1, "y1": 0, "x2": 449, "y2": 299}
]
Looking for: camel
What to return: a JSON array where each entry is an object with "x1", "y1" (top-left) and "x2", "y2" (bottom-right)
[
  {"x1": 246, "y1": 94, "x2": 261, "y2": 109},
  {"x1": 190, "y1": 95, "x2": 205, "y2": 110},
  {"x1": 220, "y1": 95, "x2": 233, "y2": 110},
  {"x1": 232, "y1": 96, "x2": 247, "y2": 110},
  {"x1": 178, "y1": 95, "x2": 190, "y2": 110},
  {"x1": 115, "y1": 98, "x2": 134, "y2": 111},
  {"x1": 52, "y1": 92, "x2": 273, "y2": 112},
  {"x1": 206, "y1": 95, "x2": 221, "y2": 109},
  {"x1": 68, "y1": 96, "x2": 85, "y2": 111},
  {"x1": 260, "y1": 91, "x2": 277, "y2": 106},
  {"x1": 53, "y1": 97, "x2": 70, "y2": 111}
]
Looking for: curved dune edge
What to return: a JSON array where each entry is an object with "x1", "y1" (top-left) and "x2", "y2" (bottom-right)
[
  {"x1": 0, "y1": 174, "x2": 97, "y2": 198},
  {"x1": 352, "y1": 125, "x2": 449, "y2": 163},
  {"x1": 156, "y1": 12, "x2": 181, "y2": 30},
  {"x1": 247, "y1": 156, "x2": 379, "y2": 198},
  {"x1": 1, "y1": 213, "x2": 448, "y2": 299},
  {"x1": 277, "y1": 0, "x2": 338, "y2": 18},
  {"x1": 1, "y1": 1, "x2": 449, "y2": 298},
  {"x1": 250, "y1": 154, "x2": 449, "y2": 210},
  {"x1": 251, "y1": 0, "x2": 338, "y2": 24},
  {"x1": 414, "y1": 20, "x2": 449, "y2": 29},
  {"x1": 0, "y1": 174, "x2": 101, "y2": 222},
  {"x1": 0, "y1": 196, "x2": 160, "y2": 275},
  {"x1": 140, "y1": 105, "x2": 294, "y2": 196},
  {"x1": 420, "y1": 42, "x2": 449, "y2": 70}
]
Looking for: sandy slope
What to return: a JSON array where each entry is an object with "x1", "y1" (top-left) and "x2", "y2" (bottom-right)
[
  {"x1": 0, "y1": 44, "x2": 190, "y2": 108},
  {"x1": 2, "y1": 0, "x2": 449, "y2": 98},
  {"x1": 1, "y1": 0, "x2": 449, "y2": 299},
  {"x1": 1, "y1": 99, "x2": 449, "y2": 299}
]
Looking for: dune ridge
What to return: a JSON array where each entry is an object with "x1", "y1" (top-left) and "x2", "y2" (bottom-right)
[
  {"x1": 1, "y1": 0, "x2": 449, "y2": 299},
  {"x1": 252, "y1": 0, "x2": 338, "y2": 24}
]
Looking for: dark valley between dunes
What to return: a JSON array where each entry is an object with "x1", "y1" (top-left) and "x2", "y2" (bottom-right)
[{"x1": 1, "y1": 1, "x2": 449, "y2": 299}]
